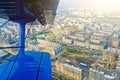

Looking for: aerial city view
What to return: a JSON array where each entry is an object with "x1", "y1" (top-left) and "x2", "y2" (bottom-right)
[{"x1": 0, "y1": 0, "x2": 120, "y2": 80}]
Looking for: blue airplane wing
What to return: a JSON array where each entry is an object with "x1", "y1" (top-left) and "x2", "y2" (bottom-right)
[
  {"x1": 0, "y1": 51, "x2": 51, "y2": 80},
  {"x1": 0, "y1": 1, "x2": 60, "y2": 80}
]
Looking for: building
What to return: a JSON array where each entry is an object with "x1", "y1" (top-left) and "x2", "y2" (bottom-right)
[
  {"x1": 52, "y1": 45, "x2": 62, "y2": 55},
  {"x1": 62, "y1": 37, "x2": 73, "y2": 44},
  {"x1": 89, "y1": 42, "x2": 105, "y2": 51},
  {"x1": 109, "y1": 31, "x2": 120, "y2": 48},
  {"x1": 116, "y1": 53, "x2": 120, "y2": 77},
  {"x1": 112, "y1": 32, "x2": 120, "y2": 40},
  {"x1": 89, "y1": 51, "x2": 119, "y2": 80},
  {"x1": 85, "y1": 40, "x2": 90, "y2": 49},
  {"x1": 90, "y1": 43, "x2": 101, "y2": 51},
  {"x1": 91, "y1": 34, "x2": 105, "y2": 40},
  {"x1": 89, "y1": 68, "x2": 119, "y2": 80},
  {"x1": 54, "y1": 61, "x2": 64, "y2": 73},
  {"x1": 75, "y1": 32, "x2": 85, "y2": 37},
  {"x1": 74, "y1": 40, "x2": 85, "y2": 47},
  {"x1": 54, "y1": 61, "x2": 82, "y2": 80},
  {"x1": 26, "y1": 40, "x2": 40, "y2": 51},
  {"x1": 89, "y1": 39, "x2": 106, "y2": 51},
  {"x1": 116, "y1": 54, "x2": 120, "y2": 69},
  {"x1": 78, "y1": 24, "x2": 84, "y2": 30},
  {"x1": 37, "y1": 39, "x2": 62, "y2": 55},
  {"x1": 110, "y1": 39, "x2": 119, "y2": 48},
  {"x1": 107, "y1": 47, "x2": 120, "y2": 54}
]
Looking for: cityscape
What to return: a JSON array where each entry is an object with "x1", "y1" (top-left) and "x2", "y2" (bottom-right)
[{"x1": 1, "y1": 0, "x2": 120, "y2": 80}]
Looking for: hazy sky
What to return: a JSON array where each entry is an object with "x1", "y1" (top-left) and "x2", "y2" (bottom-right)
[{"x1": 59, "y1": 0, "x2": 120, "y2": 10}]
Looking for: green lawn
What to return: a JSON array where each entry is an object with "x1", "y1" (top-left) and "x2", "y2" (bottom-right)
[{"x1": 67, "y1": 48, "x2": 88, "y2": 55}]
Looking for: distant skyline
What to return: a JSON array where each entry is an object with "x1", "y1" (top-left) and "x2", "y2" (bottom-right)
[{"x1": 58, "y1": 0, "x2": 120, "y2": 11}]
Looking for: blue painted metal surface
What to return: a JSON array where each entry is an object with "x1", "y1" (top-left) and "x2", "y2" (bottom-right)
[
  {"x1": 0, "y1": 1, "x2": 52, "y2": 80},
  {"x1": 0, "y1": 51, "x2": 52, "y2": 80}
]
